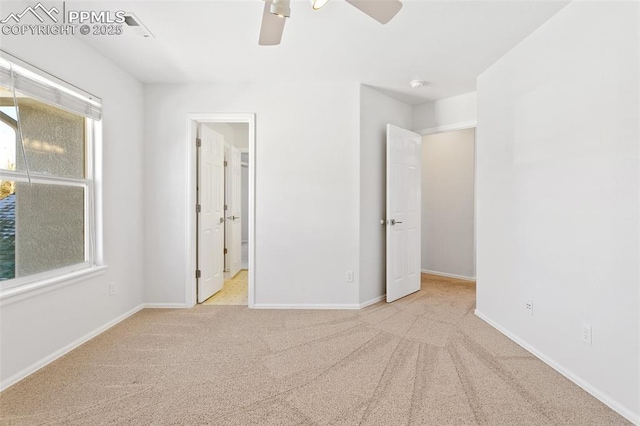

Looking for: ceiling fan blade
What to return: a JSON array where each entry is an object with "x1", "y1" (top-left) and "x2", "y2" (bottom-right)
[
  {"x1": 344, "y1": 0, "x2": 403, "y2": 24},
  {"x1": 259, "y1": 0, "x2": 286, "y2": 45}
]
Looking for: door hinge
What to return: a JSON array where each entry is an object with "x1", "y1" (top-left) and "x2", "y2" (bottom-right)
[
  {"x1": 196, "y1": 204, "x2": 201, "y2": 213},
  {"x1": 224, "y1": 204, "x2": 228, "y2": 211},
  {"x1": 196, "y1": 138, "x2": 201, "y2": 147},
  {"x1": 224, "y1": 160, "x2": 228, "y2": 167},
  {"x1": 195, "y1": 270, "x2": 201, "y2": 279},
  {"x1": 224, "y1": 248, "x2": 228, "y2": 254}
]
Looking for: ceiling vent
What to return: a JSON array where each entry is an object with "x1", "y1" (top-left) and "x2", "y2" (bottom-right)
[{"x1": 124, "y1": 13, "x2": 155, "y2": 38}]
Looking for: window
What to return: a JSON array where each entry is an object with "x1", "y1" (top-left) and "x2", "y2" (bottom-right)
[{"x1": 0, "y1": 52, "x2": 101, "y2": 291}]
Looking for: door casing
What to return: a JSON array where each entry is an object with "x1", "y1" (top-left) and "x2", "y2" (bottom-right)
[{"x1": 186, "y1": 113, "x2": 256, "y2": 307}]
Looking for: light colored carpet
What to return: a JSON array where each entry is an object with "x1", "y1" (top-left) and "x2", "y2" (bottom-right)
[
  {"x1": 203, "y1": 270, "x2": 248, "y2": 306},
  {"x1": 0, "y1": 274, "x2": 629, "y2": 425}
]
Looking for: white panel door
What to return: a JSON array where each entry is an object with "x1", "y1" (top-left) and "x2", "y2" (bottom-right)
[
  {"x1": 198, "y1": 125, "x2": 225, "y2": 303},
  {"x1": 227, "y1": 146, "x2": 242, "y2": 278},
  {"x1": 386, "y1": 124, "x2": 422, "y2": 302}
]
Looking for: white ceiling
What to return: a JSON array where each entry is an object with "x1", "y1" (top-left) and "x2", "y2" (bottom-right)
[{"x1": 69, "y1": 0, "x2": 569, "y2": 104}]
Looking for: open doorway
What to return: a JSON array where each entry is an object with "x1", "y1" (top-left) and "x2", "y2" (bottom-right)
[
  {"x1": 200, "y1": 122, "x2": 249, "y2": 305},
  {"x1": 185, "y1": 114, "x2": 255, "y2": 308},
  {"x1": 420, "y1": 127, "x2": 476, "y2": 282},
  {"x1": 224, "y1": 146, "x2": 250, "y2": 273}
]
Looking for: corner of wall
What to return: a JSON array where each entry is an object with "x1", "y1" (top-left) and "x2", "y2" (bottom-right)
[{"x1": 413, "y1": 91, "x2": 477, "y2": 134}]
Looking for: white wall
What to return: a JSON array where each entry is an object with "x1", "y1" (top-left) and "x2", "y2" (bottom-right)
[
  {"x1": 0, "y1": 35, "x2": 144, "y2": 386},
  {"x1": 359, "y1": 85, "x2": 413, "y2": 304},
  {"x1": 422, "y1": 129, "x2": 475, "y2": 279},
  {"x1": 144, "y1": 83, "x2": 360, "y2": 307},
  {"x1": 413, "y1": 92, "x2": 477, "y2": 133},
  {"x1": 476, "y1": 1, "x2": 639, "y2": 422},
  {"x1": 232, "y1": 124, "x2": 249, "y2": 152}
]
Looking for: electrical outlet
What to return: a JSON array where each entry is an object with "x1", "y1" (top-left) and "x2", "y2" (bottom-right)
[
  {"x1": 346, "y1": 271, "x2": 354, "y2": 282},
  {"x1": 109, "y1": 282, "x2": 116, "y2": 296},
  {"x1": 581, "y1": 322, "x2": 592, "y2": 344},
  {"x1": 525, "y1": 300, "x2": 533, "y2": 315}
]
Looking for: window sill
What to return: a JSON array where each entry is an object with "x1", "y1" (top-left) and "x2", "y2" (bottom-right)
[{"x1": 0, "y1": 265, "x2": 108, "y2": 306}]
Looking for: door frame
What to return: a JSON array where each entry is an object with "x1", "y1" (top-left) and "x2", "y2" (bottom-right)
[
  {"x1": 185, "y1": 113, "x2": 256, "y2": 308},
  {"x1": 418, "y1": 122, "x2": 477, "y2": 282}
]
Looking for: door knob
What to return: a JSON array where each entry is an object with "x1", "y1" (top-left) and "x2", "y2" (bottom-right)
[
  {"x1": 390, "y1": 219, "x2": 403, "y2": 225},
  {"x1": 227, "y1": 216, "x2": 239, "y2": 220}
]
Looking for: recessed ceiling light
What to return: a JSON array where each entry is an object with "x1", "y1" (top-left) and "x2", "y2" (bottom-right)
[{"x1": 410, "y1": 80, "x2": 426, "y2": 88}]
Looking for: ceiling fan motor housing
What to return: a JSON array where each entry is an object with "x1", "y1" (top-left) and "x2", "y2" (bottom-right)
[
  {"x1": 270, "y1": 0, "x2": 291, "y2": 18},
  {"x1": 260, "y1": 0, "x2": 403, "y2": 46}
]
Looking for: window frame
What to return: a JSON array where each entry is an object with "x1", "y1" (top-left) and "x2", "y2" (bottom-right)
[{"x1": 0, "y1": 53, "x2": 104, "y2": 302}]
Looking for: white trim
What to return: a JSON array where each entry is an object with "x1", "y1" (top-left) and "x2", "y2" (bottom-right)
[
  {"x1": 93, "y1": 120, "x2": 104, "y2": 266},
  {"x1": 254, "y1": 303, "x2": 364, "y2": 310},
  {"x1": 637, "y1": 7, "x2": 640, "y2": 422},
  {"x1": 0, "y1": 171, "x2": 89, "y2": 186},
  {"x1": 254, "y1": 297, "x2": 386, "y2": 310},
  {"x1": 186, "y1": 118, "x2": 197, "y2": 308},
  {"x1": 475, "y1": 310, "x2": 640, "y2": 425},
  {"x1": 421, "y1": 269, "x2": 475, "y2": 282},
  {"x1": 472, "y1": 120, "x2": 477, "y2": 291},
  {"x1": 186, "y1": 113, "x2": 256, "y2": 308},
  {"x1": 0, "y1": 303, "x2": 143, "y2": 392},
  {"x1": 359, "y1": 295, "x2": 386, "y2": 308},
  {"x1": 0, "y1": 97, "x2": 102, "y2": 304},
  {"x1": 0, "y1": 265, "x2": 108, "y2": 306},
  {"x1": 143, "y1": 303, "x2": 187, "y2": 309},
  {"x1": 416, "y1": 120, "x2": 477, "y2": 136},
  {"x1": 85, "y1": 119, "x2": 95, "y2": 268}
]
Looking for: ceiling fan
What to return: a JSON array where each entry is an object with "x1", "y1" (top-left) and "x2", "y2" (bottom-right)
[{"x1": 259, "y1": 0, "x2": 403, "y2": 45}]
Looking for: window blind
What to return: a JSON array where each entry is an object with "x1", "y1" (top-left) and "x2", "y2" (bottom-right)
[{"x1": 0, "y1": 54, "x2": 102, "y2": 121}]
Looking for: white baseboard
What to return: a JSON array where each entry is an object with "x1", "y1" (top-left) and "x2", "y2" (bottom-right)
[
  {"x1": 421, "y1": 269, "x2": 476, "y2": 282},
  {"x1": 0, "y1": 303, "x2": 144, "y2": 392},
  {"x1": 474, "y1": 310, "x2": 639, "y2": 425},
  {"x1": 359, "y1": 295, "x2": 386, "y2": 308},
  {"x1": 253, "y1": 296, "x2": 386, "y2": 310},
  {"x1": 254, "y1": 303, "x2": 362, "y2": 310},
  {"x1": 143, "y1": 303, "x2": 187, "y2": 309}
]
